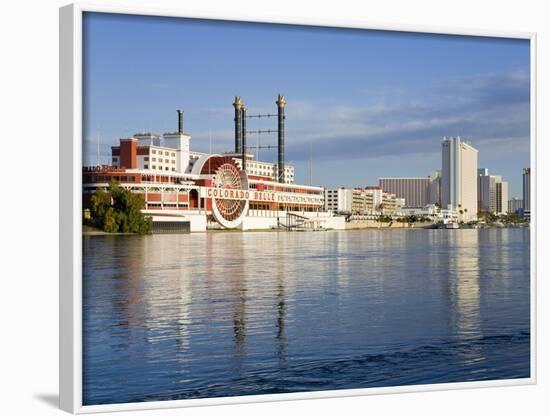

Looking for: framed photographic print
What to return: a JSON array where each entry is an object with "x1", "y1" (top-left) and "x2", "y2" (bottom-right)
[{"x1": 60, "y1": 3, "x2": 537, "y2": 413}]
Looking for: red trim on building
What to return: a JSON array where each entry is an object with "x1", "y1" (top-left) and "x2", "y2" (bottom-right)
[{"x1": 248, "y1": 175, "x2": 274, "y2": 182}]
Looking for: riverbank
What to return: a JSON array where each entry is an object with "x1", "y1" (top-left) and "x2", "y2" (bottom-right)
[
  {"x1": 82, "y1": 225, "x2": 137, "y2": 236},
  {"x1": 346, "y1": 220, "x2": 433, "y2": 230},
  {"x1": 83, "y1": 223, "x2": 528, "y2": 235}
]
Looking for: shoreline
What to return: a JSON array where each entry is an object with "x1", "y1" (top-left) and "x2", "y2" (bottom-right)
[{"x1": 82, "y1": 224, "x2": 528, "y2": 236}]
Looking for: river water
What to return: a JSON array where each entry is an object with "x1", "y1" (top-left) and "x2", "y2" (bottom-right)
[{"x1": 83, "y1": 228, "x2": 531, "y2": 405}]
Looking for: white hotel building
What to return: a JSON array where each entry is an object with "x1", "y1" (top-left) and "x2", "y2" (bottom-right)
[
  {"x1": 441, "y1": 136, "x2": 478, "y2": 222},
  {"x1": 324, "y1": 188, "x2": 353, "y2": 213}
]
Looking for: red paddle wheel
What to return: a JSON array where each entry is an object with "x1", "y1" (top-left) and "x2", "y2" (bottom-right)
[{"x1": 201, "y1": 156, "x2": 249, "y2": 228}]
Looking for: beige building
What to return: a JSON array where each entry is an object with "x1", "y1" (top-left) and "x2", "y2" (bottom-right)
[
  {"x1": 381, "y1": 192, "x2": 399, "y2": 215},
  {"x1": 378, "y1": 177, "x2": 430, "y2": 207},
  {"x1": 352, "y1": 188, "x2": 367, "y2": 213},
  {"x1": 441, "y1": 136, "x2": 478, "y2": 221},
  {"x1": 495, "y1": 181, "x2": 508, "y2": 214},
  {"x1": 337, "y1": 187, "x2": 401, "y2": 216},
  {"x1": 477, "y1": 168, "x2": 509, "y2": 214}
]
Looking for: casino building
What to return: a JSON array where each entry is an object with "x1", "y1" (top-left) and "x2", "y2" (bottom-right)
[{"x1": 82, "y1": 95, "x2": 345, "y2": 232}]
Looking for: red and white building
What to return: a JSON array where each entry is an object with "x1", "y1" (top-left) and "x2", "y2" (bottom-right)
[{"x1": 83, "y1": 100, "x2": 345, "y2": 232}]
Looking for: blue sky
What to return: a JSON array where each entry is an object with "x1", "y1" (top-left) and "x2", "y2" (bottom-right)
[{"x1": 83, "y1": 12, "x2": 530, "y2": 197}]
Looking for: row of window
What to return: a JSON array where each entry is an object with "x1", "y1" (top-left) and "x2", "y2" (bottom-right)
[
  {"x1": 144, "y1": 156, "x2": 176, "y2": 164},
  {"x1": 248, "y1": 163, "x2": 293, "y2": 171},
  {"x1": 248, "y1": 169, "x2": 294, "y2": 178},
  {"x1": 249, "y1": 203, "x2": 271, "y2": 210},
  {"x1": 147, "y1": 157, "x2": 176, "y2": 164},
  {"x1": 144, "y1": 164, "x2": 176, "y2": 172},
  {"x1": 111, "y1": 156, "x2": 176, "y2": 169},
  {"x1": 86, "y1": 175, "x2": 136, "y2": 182},
  {"x1": 151, "y1": 149, "x2": 176, "y2": 157}
]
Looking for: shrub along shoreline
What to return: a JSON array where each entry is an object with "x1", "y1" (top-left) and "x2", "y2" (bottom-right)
[{"x1": 87, "y1": 180, "x2": 152, "y2": 235}]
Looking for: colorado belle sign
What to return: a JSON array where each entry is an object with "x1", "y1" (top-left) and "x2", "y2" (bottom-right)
[{"x1": 201, "y1": 187, "x2": 323, "y2": 205}]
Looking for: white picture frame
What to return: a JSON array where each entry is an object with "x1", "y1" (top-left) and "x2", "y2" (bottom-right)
[{"x1": 59, "y1": 2, "x2": 537, "y2": 413}]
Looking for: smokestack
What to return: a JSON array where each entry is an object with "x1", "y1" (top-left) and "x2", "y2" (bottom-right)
[
  {"x1": 177, "y1": 109, "x2": 184, "y2": 134},
  {"x1": 241, "y1": 104, "x2": 247, "y2": 171},
  {"x1": 233, "y1": 97, "x2": 243, "y2": 153},
  {"x1": 276, "y1": 94, "x2": 286, "y2": 183}
]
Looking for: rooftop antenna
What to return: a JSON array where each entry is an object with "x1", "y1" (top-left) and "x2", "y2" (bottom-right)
[
  {"x1": 309, "y1": 139, "x2": 313, "y2": 186},
  {"x1": 96, "y1": 128, "x2": 100, "y2": 167},
  {"x1": 209, "y1": 130, "x2": 212, "y2": 175}
]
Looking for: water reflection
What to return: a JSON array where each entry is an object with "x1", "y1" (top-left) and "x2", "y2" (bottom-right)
[
  {"x1": 448, "y1": 231, "x2": 483, "y2": 368},
  {"x1": 83, "y1": 229, "x2": 530, "y2": 405},
  {"x1": 449, "y1": 230, "x2": 481, "y2": 340},
  {"x1": 276, "y1": 233, "x2": 287, "y2": 365},
  {"x1": 231, "y1": 234, "x2": 247, "y2": 358}
]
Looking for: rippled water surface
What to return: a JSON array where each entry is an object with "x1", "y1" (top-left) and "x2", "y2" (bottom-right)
[{"x1": 83, "y1": 229, "x2": 530, "y2": 405}]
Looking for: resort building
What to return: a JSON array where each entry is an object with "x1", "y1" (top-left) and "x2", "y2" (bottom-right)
[
  {"x1": 441, "y1": 136, "x2": 478, "y2": 221},
  {"x1": 325, "y1": 188, "x2": 370, "y2": 214},
  {"x1": 428, "y1": 171, "x2": 441, "y2": 206},
  {"x1": 378, "y1": 173, "x2": 441, "y2": 208},
  {"x1": 323, "y1": 186, "x2": 401, "y2": 216},
  {"x1": 399, "y1": 204, "x2": 439, "y2": 217},
  {"x1": 508, "y1": 197, "x2": 524, "y2": 214},
  {"x1": 83, "y1": 97, "x2": 345, "y2": 232},
  {"x1": 523, "y1": 168, "x2": 531, "y2": 219},
  {"x1": 378, "y1": 177, "x2": 430, "y2": 207},
  {"x1": 477, "y1": 168, "x2": 509, "y2": 214},
  {"x1": 496, "y1": 181, "x2": 509, "y2": 214},
  {"x1": 324, "y1": 188, "x2": 353, "y2": 213},
  {"x1": 351, "y1": 188, "x2": 368, "y2": 214},
  {"x1": 380, "y1": 191, "x2": 400, "y2": 215}
]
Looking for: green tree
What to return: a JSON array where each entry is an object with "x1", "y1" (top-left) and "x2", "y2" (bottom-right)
[
  {"x1": 89, "y1": 180, "x2": 152, "y2": 234},
  {"x1": 378, "y1": 214, "x2": 392, "y2": 223},
  {"x1": 90, "y1": 187, "x2": 110, "y2": 228},
  {"x1": 477, "y1": 210, "x2": 498, "y2": 224},
  {"x1": 103, "y1": 207, "x2": 119, "y2": 233},
  {"x1": 501, "y1": 212, "x2": 521, "y2": 225}
]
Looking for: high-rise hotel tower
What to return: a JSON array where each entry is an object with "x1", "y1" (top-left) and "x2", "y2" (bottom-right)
[
  {"x1": 523, "y1": 168, "x2": 531, "y2": 212},
  {"x1": 522, "y1": 167, "x2": 531, "y2": 220},
  {"x1": 441, "y1": 136, "x2": 478, "y2": 221}
]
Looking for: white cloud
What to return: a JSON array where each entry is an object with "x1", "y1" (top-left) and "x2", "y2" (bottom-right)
[{"x1": 277, "y1": 69, "x2": 529, "y2": 162}]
